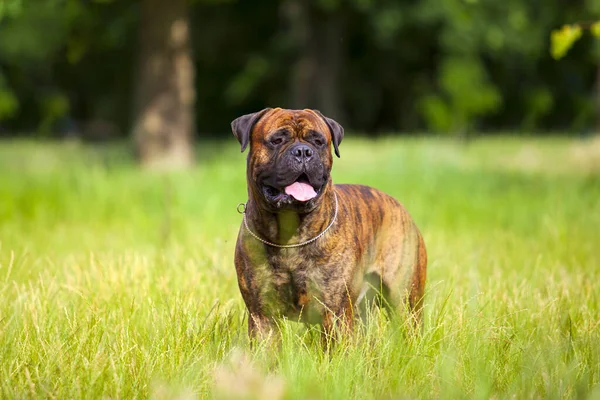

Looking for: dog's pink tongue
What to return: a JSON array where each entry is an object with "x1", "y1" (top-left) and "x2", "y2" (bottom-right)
[{"x1": 284, "y1": 182, "x2": 317, "y2": 202}]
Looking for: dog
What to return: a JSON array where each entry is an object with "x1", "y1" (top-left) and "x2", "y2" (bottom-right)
[{"x1": 231, "y1": 108, "x2": 427, "y2": 344}]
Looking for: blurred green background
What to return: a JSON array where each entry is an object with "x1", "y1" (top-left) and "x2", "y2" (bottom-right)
[{"x1": 0, "y1": 0, "x2": 599, "y2": 152}]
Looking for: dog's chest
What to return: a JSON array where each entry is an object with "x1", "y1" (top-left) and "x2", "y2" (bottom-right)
[{"x1": 256, "y1": 248, "x2": 325, "y2": 323}]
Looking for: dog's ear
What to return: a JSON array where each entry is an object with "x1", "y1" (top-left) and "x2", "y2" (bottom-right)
[
  {"x1": 312, "y1": 110, "x2": 344, "y2": 158},
  {"x1": 231, "y1": 108, "x2": 272, "y2": 153}
]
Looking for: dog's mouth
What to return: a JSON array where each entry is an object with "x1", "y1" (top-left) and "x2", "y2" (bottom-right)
[{"x1": 262, "y1": 173, "x2": 322, "y2": 204}]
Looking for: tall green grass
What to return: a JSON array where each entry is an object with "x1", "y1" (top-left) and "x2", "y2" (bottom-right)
[{"x1": 0, "y1": 136, "x2": 599, "y2": 399}]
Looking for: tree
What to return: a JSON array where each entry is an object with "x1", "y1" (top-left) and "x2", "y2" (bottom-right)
[
  {"x1": 133, "y1": 0, "x2": 195, "y2": 169},
  {"x1": 551, "y1": 21, "x2": 600, "y2": 133},
  {"x1": 1, "y1": 0, "x2": 599, "y2": 138},
  {"x1": 413, "y1": 0, "x2": 556, "y2": 135}
]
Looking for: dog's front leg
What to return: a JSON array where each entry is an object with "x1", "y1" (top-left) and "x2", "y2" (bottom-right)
[
  {"x1": 247, "y1": 311, "x2": 280, "y2": 351},
  {"x1": 320, "y1": 303, "x2": 355, "y2": 350},
  {"x1": 248, "y1": 312, "x2": 272, "y2": 339}
]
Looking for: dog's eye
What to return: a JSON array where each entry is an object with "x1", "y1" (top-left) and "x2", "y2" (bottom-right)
[
  {"x1": 270, "y1": 138, "x2": 283, "y2": 146},
  {"x1": 314, "y1": 139, "x2": 324, "y2": 147}
]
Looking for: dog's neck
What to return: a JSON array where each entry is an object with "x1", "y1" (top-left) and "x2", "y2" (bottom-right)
[
  {"x1": 246, "y1": 182, "x2": 336, "y2": 247},
  {"x1": 277, "y1": 211, "x2": 300, "y2": 243}
]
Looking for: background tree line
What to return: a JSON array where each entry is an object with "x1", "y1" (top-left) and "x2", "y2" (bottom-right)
[{"x1": 0, "y1": 0, "x2": 599, "y2": 166}]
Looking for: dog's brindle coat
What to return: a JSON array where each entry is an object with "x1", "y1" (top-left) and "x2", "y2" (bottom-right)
[{"x1": 232, "y1": 108, "x2": 427, "y2": 343}]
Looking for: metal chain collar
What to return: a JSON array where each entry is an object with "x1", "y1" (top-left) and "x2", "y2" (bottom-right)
[{"x1": 236, "y1": 192, "x2": 338, "y2": 248}]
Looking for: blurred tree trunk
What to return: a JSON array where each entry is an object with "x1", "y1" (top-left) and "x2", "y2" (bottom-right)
[
  {"x1": 286, "y1": 0, "x2": 344, "y2": 123},
  {"x1": 133, "y1": 0, "x2": 195, "y2": 169}
]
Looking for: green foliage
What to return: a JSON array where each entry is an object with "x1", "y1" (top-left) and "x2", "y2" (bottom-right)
[
  {"x1": 225, "y1": 55, "x2": 269, "y2": 105},
  {"x1": 593, "y1": 21, "x2": 600, "y2": 37},
  {"x1": 0, "y1": 89, "x2": 18, "y2": 120},
  {"x1": 370, "y1": 3, "x2": 404, "y2": 46},
  {"x1": 551, "y1": 21, "x2": 600, "y2": 60},
  {"x1": 440, "y1": 58, "x2": 501, "y2": 125},
  {"x1": 0, "y1": 74, "x2": 18, "y2": 120},
  {"x1": 410, "y1": 0, "x2": 570, "y2": 133},
  {"x1": 551, "y1": 24, "x2": 584, "y2": 60},
  {"x1": 0, "y1": 0, "x2": 75, "y2": 124},
  {"x1": 0, "y1": 0, "x2": 136, "y2": 130},
  {"x1": 0, "y1": 0, "x2": 21, "y2": 20},
  {"x1": 0, "y1": 0, "x2": 69, "y2": 63},
  {"x1": 316, "y1": 0, "x2": 341, "y2": 12},
  {"x1": 0, "y1": 0, "x2": 598, "y2": 134},
  {"x1": 416, "y1": 0, "x2": 545, "y2": 57},
  {"x1": 38, "y1": 93, "x2": 70, "y2": 134},
  {"x1": 1, "y1": 138, "x2": 599, "y2": 397},
  {"x1": 419, "y1": 58, "x2": 501, "y2": 133},
  {"x1": 419, "y1": 95, "x2": 454, "y2": 133},
  {"x1": 522, "y1": 88, "x2": 554, "y2": 131}
]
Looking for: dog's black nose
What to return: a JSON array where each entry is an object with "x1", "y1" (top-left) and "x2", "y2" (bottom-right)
[{"x1": 290, "y1": 144, "x2": 313, "y2": 162}]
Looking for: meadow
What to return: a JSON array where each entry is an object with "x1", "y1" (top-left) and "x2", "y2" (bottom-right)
[{"x1": 0, "y1": 136, "x2": 599, "y2": 399}]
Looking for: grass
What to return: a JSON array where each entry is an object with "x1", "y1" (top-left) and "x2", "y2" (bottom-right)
[{"x1": 0, "y1": 135, "x2": 599, "y2": 399}]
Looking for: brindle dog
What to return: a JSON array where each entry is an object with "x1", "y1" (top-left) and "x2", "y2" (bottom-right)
[{"x1": 231, "y1": 108, "x2": 427, "y2": 344}]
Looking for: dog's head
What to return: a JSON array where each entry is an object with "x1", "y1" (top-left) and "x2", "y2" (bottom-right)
[{"x1": 231, "y1": 107, "x2": 344, "y2": 213}]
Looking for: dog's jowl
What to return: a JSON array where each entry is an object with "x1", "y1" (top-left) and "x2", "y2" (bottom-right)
[{"x1": 231, "y1": 108, "x2": 427, "y2": 343}]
